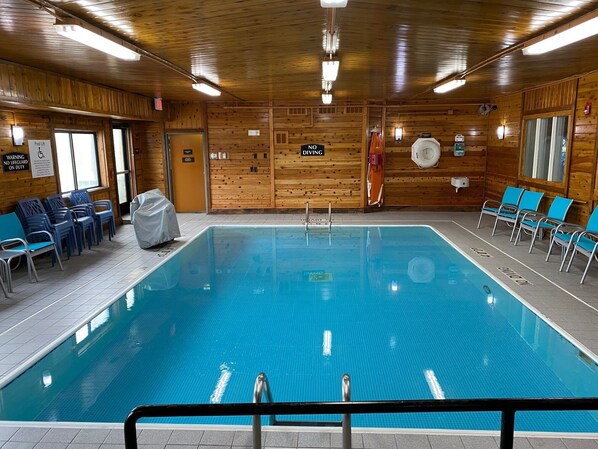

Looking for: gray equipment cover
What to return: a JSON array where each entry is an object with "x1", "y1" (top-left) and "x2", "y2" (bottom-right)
[{"x1": 130, "y1": 189, "x2": 181, "y2": 249}]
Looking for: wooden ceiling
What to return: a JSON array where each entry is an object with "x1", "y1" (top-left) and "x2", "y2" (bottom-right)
[{"x1": 1, "y1": 0, "x2": 598, "y2": 104}]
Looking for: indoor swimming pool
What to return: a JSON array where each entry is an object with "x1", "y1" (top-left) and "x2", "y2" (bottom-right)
[{"x1": 1, "y1": 226, "x2": 597, "y2": 432}]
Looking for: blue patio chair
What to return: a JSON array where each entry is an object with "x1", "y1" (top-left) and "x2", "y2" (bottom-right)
[
  {"x1": 0, "y1": 258, "x2": 8, "y2": 298},
  {"x1": 69, "y1": 189, "x2": 116, "y2": 241},
  {"x1": 0, "y1": 212, "x2": 62, "y2": 278},
  {"x1": 45, "y1": 194, "x2": 97, "y2": 252},
  {"x1": 15, "y1": 197, "x2": 77, "y2": 258},
  {"x1": 513, "y1": 196, "x2": 574, "y2": 253},
  {"x1": 0, "y1": 248, "x2": 35, "y2": 293},
  {"x1": 477, "y1": 186, "x2": 525, "y2": 229},
  {"x1": 492, "y1": 190, "x2": 544, "y2": 241},
  {"x1": 547, "y1": 207, "x2": 598, "y2": 284}
]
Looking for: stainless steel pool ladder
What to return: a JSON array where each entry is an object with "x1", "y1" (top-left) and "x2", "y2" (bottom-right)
[
  {"x1": 303, "y1": 202, "x2": 332, "y2": 231},
  {"x1": 252, "y1": 373, "x2": 351, "y2": 449}
]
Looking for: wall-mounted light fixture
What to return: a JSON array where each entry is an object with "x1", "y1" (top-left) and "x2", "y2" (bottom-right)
[
  {"x1": 394, "y1": 127, "x2": 403, "y2": 141},
  {"x1": 192, "y1": 82, "x2": 221, "y2": 96},
  {"x1": 497, "y1": 125, "x2": 506, "y2": 140},
  {"x1": 322, "y1": 57, "x2": 340, "y2": 82},
  {"x1": 11, "y1": 125, "x2": 24, "y2": 146},
  {"x1": 433, "y1": 78, "x2": 466, "y2": 94},
  {"x1": 54, "y1": 19, "x2": 140, "y2": 61},
  {"x1": 522, "y1": 9, "x2": 598, "y2": 55}
]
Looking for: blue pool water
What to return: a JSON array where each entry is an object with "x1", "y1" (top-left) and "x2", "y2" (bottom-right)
[{"x1": 1, "y1": 226, "x2": 598, "y2": 431}]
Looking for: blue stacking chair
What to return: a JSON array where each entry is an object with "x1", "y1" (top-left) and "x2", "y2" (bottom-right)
[
  {"x1": 0, "y1": 212, "x2": 62, "y2": 278},
  {"x1": 477, "y1": 186, "x2": 525, "y2": 229},
  {"x1": 15, "y1": 197, "x2": 77, "y2": 258},
  {"x1": 45, "y1": 194, "x2": 97, "y2": 252},
  {"x1": 513, "y1": 196, "x2": 574, "y2": 253},
  {"x1": 492, "y1": 190, "x2": 544, "y2": 241},
  {"x1": 548, "y1": 207, "x2": 598, "y2": 284},
  {"x1": 69, "y1": 190, "x2": 116, "y2": 241}
]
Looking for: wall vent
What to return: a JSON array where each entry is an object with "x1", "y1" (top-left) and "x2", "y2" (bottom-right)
[
  {"x1": 318, "y1": 106, "x2": 337, "y2": 114},
  {"x1": 275, "y1": 131, "x2": 288, "y2": 145},
  {"x1": 345, "y1": 106, "x2": 363, "y2": 114},
  {"x1": 288, "y1": 107, "x2": 308, "y2": 116}
]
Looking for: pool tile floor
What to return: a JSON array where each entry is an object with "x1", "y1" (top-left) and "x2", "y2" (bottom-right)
[{"x1": 1, "y1": 211, "x2": 597, "y2": 449}]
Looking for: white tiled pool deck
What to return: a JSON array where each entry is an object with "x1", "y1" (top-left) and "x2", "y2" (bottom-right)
[{"x1": 1, "y1": 211, "x2": 597, "y2": 449}]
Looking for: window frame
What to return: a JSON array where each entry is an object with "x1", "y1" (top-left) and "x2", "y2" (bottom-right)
[
  {"x1": 54, "y1": 130, "x2": 101, "y2": 193},
  {"x1": 519, "y1": 110, "x2": 573, "y2": 190}
]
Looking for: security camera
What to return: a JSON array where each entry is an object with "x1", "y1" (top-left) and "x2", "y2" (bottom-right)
[{"x1": 478, "y1": 104, "x2": 497, "y2": 116}]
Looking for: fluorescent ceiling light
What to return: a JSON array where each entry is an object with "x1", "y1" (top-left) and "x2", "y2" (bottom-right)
[
  {"x1": 433, "y1": 79, "x2": 466, "y2": 94},
  {"x1": 54, "y1": 20, "x2": 140, "y2": 61},
  {"x1": 321, "y1": 92, "x2": 333, "y2": 104},
  {"x1": 321, "y1": 0, "x2": 348, "y2": 7},
  {"x1": 522, "y1": 13, "x2": 598, "y2": 55},
  {"x1": 192, "y1": 82, "x2": 221, "y2": 96},
  {"x1": 322, "y1": 59, "x2": 340, "y2": 82}
]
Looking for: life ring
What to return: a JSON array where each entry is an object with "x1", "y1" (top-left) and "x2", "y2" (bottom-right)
[{"x1": 411, "y1": 137, "x2": 441, "y2": 169}]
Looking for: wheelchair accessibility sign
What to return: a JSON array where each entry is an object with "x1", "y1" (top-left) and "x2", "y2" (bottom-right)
[{"x1": 29, "y1": 140, "x2": 54, "y2": 178}]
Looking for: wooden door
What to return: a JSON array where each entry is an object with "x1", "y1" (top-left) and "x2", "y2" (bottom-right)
[{"x1": 168, "y1": 133, "x2": 206, "y2": 212}]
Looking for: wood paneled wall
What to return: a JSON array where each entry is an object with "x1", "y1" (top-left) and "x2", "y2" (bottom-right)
[
  {"x1": 131, "y1": 121, "x2": 168, "y2": 195},
  {"x1": 164, "y1": 102, "x2": 207, "y2": 130},
  {"x1": 0, "y1": 107, "x2": 166, "y2": 217},
  {"x1": 0, "y1": 109, "x2": 119, "y2": 214},
  {"x1": 207, "y1": 106, "x2": 272, "y2": 209},
  {"x1": 0, "y1": 110, "x2": 55, "y2": 213},
  {"x1": 485, "y1": 76, "x2": 598, "y2": 226},
  {"x1": 383, "y1": 106, "x2": 487, "y2": 208},
  {"x1": 570, "y1": 74, "x2": 598, "y2": 223},
  {"x1": 485, "y1": 93, "x2": 523, "y2": 201},
  {"x1": 523, "y1": 79, "x2": 577, "y2": 114},
  {"x1": 0, "y1": 61, "x2": 160, "y2": 121},
  {"x1": 203, "y1": 103, "x2": 488, "y2": 210},
  {"x1": 273, "y1": 106, "x2": 364, "y2": 209}
]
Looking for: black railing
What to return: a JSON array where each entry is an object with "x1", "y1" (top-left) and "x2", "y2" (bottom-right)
[{"x1": 124, "y1": 397, "x2": 598, "y2": 449}]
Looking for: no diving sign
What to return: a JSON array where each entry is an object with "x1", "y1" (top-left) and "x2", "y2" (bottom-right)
[{"x1": 301, "y1": 144, "x2": 325, "y2": 156}]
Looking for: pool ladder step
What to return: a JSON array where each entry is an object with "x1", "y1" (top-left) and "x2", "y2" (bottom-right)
[
  {"x1": 253, "y1": 372, "x2": 351, "y2": 449},
  {"x1": 303, "y1": 202, "x2": 332, "y2": 232}
]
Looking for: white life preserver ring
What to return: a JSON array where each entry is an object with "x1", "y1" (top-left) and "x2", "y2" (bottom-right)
[{"x1": 411, "y1": 137, "x2": 441, "y2": 169}]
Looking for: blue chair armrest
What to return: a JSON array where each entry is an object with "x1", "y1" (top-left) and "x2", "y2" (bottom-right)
[
  {"x1": 1, "y1": 237, "x2": 29, "y2": 250},
  {"x1": 482, "y1": 199, "x2": 502, "y2": 209},
  {"x1": 520, "y1": 211, "x2": 546, "y2": 222},
  {"x1": 26, "y1": 230, "x2": 55, "y2": 243},
  {"x1": 553, "y1": 222, "x2": 584, "y2": 234},
  {"x1": 93, "y1": 200, "x2": 113, "y2": 211}
]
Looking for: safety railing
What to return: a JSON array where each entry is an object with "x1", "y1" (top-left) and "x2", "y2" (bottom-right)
[
  {"x1": 304, "y1": 202, "x2": 332, "y2": 231},
  {"x1": 252, "y1": 372, "x2": 350, "y2": 448},
  {"x1": 124, "y1": 397, "x2": 598, "y2": 449}
]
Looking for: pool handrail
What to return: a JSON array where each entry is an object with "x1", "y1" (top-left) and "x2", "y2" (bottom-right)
[
  {"x1": 124, "y1": 396, "x2": 598, "y2": 449},
  {"x1": 252, "y1": 373, "x2": 276, "y2": 449}
]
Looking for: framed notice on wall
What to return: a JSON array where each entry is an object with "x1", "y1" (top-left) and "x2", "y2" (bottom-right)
[{"x1": 29, "y1": 140, "x2": 54, "y2": 178}]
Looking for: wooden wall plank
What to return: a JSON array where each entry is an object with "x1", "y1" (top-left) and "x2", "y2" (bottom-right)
[
  {"x1": 384, "y1": 105, "x2": 487, "y2": 207},
  {"x1": 0, "y1": 60, "x2": 160, "y2": 120}
]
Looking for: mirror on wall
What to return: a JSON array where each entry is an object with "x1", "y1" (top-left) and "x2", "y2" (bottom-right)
[{"x1": 521, "y1": 114, "x2": 569, "y2": 183}]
